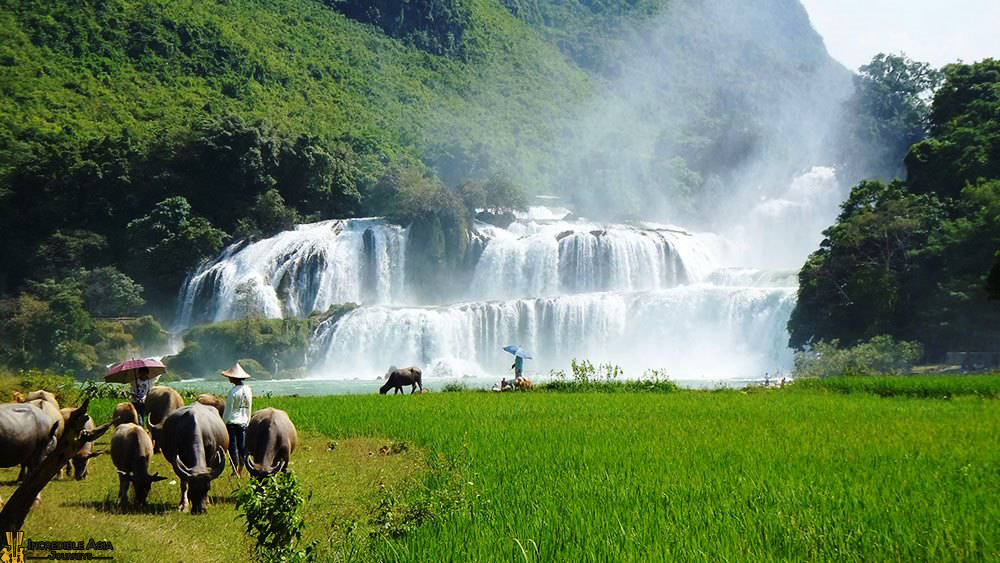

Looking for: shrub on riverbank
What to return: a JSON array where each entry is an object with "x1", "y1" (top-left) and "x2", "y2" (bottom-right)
[{"x1": 792, "y1": 335, "x2": 923, "y2": 378}]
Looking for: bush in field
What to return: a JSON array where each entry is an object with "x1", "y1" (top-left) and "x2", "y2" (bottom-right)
[
  {"x1": 793, "y1": 335, "x2": 923, "y2": 378},
  {"x1": 236, "y1": 471, "x2": 315, "y2": 562},
  {"x1": 440, "y1": 381, "x2": 470, "y2": 392},
  {"x1": 539, "y1": 359, "x2": 679, "y2": 392}
]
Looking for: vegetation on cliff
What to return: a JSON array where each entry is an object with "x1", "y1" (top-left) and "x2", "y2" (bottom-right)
[{"x1": 789, "y1": 59, "x2": 1000, "y2": 360}]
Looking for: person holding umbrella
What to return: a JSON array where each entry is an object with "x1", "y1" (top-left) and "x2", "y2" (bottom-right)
[
  {"x1": 104, "y1": 358, "x2": 167, "y2": 426},
  {"x1": 503, "y1": 345, "x2": 532, "y2": 383},
  {"x1": 221, "y1": 362, "x2": 252, "y2": 477}
]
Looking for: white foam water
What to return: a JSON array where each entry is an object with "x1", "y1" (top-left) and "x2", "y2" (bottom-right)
[
  {"x1": 311, "y1": 285, "x2": 795, "y2": 380},
  {"x1": 175, "y1": 219, "x2": 407, "y2": 327}
]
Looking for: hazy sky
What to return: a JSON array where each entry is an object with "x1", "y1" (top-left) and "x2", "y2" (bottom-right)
[{"x1": 799, "y1": 0, "x2": 1000, "y2": 71}]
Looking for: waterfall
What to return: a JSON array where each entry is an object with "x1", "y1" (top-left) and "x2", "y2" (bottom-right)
[
  {"x1": 174, "y1": 205, "x2": 804, "y2": 381},
  {"x1": 311, "y1": 285, "x2": 796, "y2": 380},
  {"x1": 175, "y1": 219, "x2": 407, "y2": 327}
]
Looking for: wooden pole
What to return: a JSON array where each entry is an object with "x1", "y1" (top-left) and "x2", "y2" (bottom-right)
[{"x1": 0, "y1": 398, "x2": 111, "y2": 532}]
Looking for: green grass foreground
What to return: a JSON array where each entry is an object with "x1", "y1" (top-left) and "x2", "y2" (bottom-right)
[
  {"x1": 269, "y1": 389, "x2": 999, "y2": 561},
  {"x1": 3, "y1": 385, "x2": 998, "y2": 561}
]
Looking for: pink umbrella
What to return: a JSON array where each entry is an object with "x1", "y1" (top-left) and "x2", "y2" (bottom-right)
[{"x1": 103, "y1": 358, "x2": 167, "y2": 384}]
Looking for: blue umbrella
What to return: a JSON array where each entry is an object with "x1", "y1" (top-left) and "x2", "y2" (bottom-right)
[{"x1": 503, "y1": 345, "x2": 533, "y2": 360}]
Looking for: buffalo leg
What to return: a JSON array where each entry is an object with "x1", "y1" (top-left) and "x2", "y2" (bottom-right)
[
  {"x1": 178, "y1": 479, "x2": 189, "y2": 513},
  {"x1": 118, "y1": 474, "x2": 130, "y2": 508}
]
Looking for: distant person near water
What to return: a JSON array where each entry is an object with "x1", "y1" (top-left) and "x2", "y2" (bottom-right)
[
  {"x1": 222, "y1": 362, "x2": 253, "y2": 477},
  {"x1": 512, "y1": 355, "x2": 524, "y2": 381}
]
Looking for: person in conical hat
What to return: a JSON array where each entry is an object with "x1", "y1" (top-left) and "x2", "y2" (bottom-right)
[{"x1": 221, "y1": 362, "x2": 252, "y2": 477}]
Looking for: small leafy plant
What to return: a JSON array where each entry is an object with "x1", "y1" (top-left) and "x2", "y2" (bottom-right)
[{"x1": 235, "y1": 471, "x2": 316, "y2": 562}]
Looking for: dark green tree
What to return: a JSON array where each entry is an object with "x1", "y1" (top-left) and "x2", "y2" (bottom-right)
[
  {"x1": 79, "y1": 267, "x2": 145, "y2": 318},
  {"x1": 838, "y1": 53, "x2": 942, "y2": 182},
  {"x1": 788, "y1": 180, "x2": 943, "y2": 348},
  {"x1": 125, "y1": 197, "x2": 228, "y2": 298},
  {"x1": 905, "y1": 59, "x2": 1000, "y2": 199}
]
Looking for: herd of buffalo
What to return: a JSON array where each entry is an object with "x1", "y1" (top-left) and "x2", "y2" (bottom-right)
[
  {"x1": 1, "y1": 366, "x2": 427, "y2": 515},
  {"x1": 0, "y1": 387, "x2": 297, "y2": 515}
]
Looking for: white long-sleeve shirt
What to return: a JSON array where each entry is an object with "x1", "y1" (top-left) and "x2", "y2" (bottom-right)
[{"x1": 224, "y1": 384, "x2": 252, "y2": 426}]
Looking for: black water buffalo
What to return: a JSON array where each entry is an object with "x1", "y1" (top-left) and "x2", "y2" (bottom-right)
[
  {"x1": 0, "y1": 403, "x2": 59, "y2": 479},
  {"x1": 112, "y1": 402, "x2": 139, "y2": 426},
  {"x1": 380, "y1": 366, "x2": 423, "y2": 394},
  {"x1": 195, "y1": 394, "x2": 225, "y2": 418},
  {"x1": 246, "y1": 408, "x2": 297, "y2": 479},
  {"x1": 111, "y1": 423, "x2": 167, "y2": 507},
  {"x1": 60, "y1": 407, "x2": 100, "y2": 480},
  {"x1": 159, "y1": 403, "x2": 229, "y2": 514},
  {"x1": 147, "y1": 386, "x2": 184, "y2": 452}
]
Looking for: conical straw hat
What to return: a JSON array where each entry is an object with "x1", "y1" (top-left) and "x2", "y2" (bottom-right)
[{"x1": 220, "y1": 362, "x2": 251, "y2": 379}]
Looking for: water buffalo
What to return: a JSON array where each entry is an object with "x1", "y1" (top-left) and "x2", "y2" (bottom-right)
[
  {"x1": 28, "y1": 398, "x2": 64, "y2": 439},
  {"x1": 25, "y1": 390, "x2": 59, "y2": 410},
  {"x1": 112, "y1": 402, "x2": 139, "y2": 426},
  {"x1": 146, "y1": 386, "x2": 184, "y2": 452},
  {"x1": 0, "y1": 403, "x2": 59, "y2": 479},
  {"x1": 380, "y1": 367, "x2": 423, "y2": 394},
  {"x1": 195, "y1": 394, "x2": 225, "y2": 418},
  {"x1": 159, "y1": 403, "x2": 229, "y2": 514},
  {"x1": 111, "y1": 423, "x2": 166, "y2": 507},
  {"x1": 246, "y1": 408, "x2": 297, "y2": 479},
  {"x1": 59, "y1": 408, "x2": 100, "y2": 480}
]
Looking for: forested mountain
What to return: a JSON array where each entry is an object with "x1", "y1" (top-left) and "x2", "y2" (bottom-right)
[{"x1": 0, "y1": 0, "x2": 854, "y2": 375}]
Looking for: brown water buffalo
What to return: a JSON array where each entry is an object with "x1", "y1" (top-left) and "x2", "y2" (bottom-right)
[
  {"x1": 146, "y1": 386, "x2": 184, "y2": 452},
  {"x1": 195, "y1": 394, "x2": 225, "y2": 418},
  {"x1": 246, "y1": 408, "x2": 297, "y2": 479},
  {"x1": 25, "y1": 390, "x2": 59, "y2": 410},
  {"x1": 0, "y1": 403, "x2": 59, "y2": 479},
  {"x1": 28, "y1": 398, "x2": 64, "y2": 439},
  {"x1": 59, "y1": 408, "x2": 101, "y2": 480},
  {"x1": 514, "y1": 378, "x2": 534, "y2": 391},
  {"x1": 111, "y1": 423, "x2": 167, "y2": 507},
  {"x1": 159, "y1": 403, "x2": 229, "y2": 514},
  {"x1": 380, "y1": 366, "x2": 423, "y2": 394},
  {"x1": 113, "y1": 402, "x2": 140, "y2": 426}
]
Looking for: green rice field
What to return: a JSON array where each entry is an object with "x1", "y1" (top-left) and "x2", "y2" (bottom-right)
[{"x1": 3, "y1": 378, "x2": 999, "y2": 561}]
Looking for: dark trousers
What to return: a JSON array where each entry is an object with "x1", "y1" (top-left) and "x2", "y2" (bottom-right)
[
  {"x1": 227, "y1": 423, "x2": 247, "y2": 472},
  {"x1": 131, "y1": 400, "x2": 146, "y2": 426}
]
